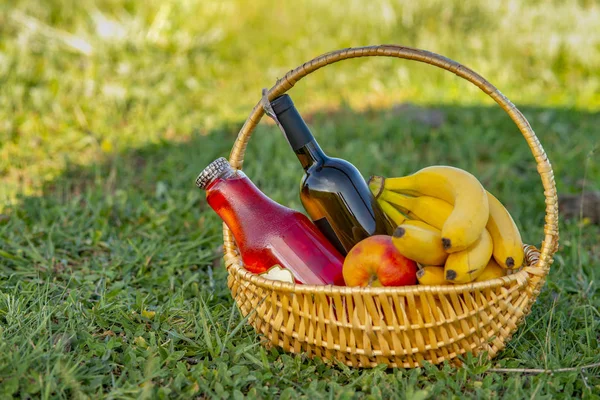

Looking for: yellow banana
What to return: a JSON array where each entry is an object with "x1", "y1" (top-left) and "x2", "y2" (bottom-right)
[
  {"x1": 416, "y1": 266, "x2": 449, "y2": 285},
  {"x1": 444, "y1": 229, "x2": 493, "y2": 283},
  {"x1": 377, "y1": 199, "x2": 408, "y2": 227},
  {"x1": 403, "y1": 219, "x2": 436, "y2": 229},
  {"x1": 378, "y1": 185, "x2": 524, "y2": 269},
  {"x1": 474, "y1": 258, "x2": 506, "y2": 282},
  {"x1": 370, "y1": 166, "x2": 489, "y2": 252},
  {"x1": 378, "y1": 190, "x2": 452, "y2": 230},
  {"x1": 487, "y1": 191, "x2": 525, "y2": 269},
  {"x1": 392, "y1": 223, "x2": 448, "y2": 266}
]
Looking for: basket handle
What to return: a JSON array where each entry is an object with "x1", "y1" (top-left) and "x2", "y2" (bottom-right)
[{"x1": 227, "y1": 45, "x2": 558, "y2": 273}]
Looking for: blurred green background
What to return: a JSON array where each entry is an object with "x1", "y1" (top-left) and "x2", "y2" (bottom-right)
[
  {"x1": 1, "y1": 1, "x2": 600, "y2": 398},
  {"x1": 1, "y1": 0, "x2": 599, "y2": 203}
]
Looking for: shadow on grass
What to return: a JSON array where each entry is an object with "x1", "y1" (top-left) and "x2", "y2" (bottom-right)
[
  {"x1": 10, "y1": 103, "x2": 599, "y2": 217},
  {"x1": 4, "y1": 103, "x2": 598, "y2": 291}
]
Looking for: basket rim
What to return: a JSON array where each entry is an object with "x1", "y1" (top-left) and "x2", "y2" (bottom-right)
[{"x1": 225, "y1": 250, "x2": 540, "y2": 295}]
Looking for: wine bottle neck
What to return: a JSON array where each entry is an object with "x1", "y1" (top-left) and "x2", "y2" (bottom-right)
[
  {"x1": 295, "y1": 140, "x2": 327, "y2": 169},
  {"x1": 271, "y1": 94, "x2": 316, "y2": 151},
  {"x1": 271, "y1": 94, "x2": 328, "y2": 170}
]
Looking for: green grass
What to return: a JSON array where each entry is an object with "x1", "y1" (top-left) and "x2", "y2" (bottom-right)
[{"x1": 1, "y1": 0, "x2": 600, "y2": 398}]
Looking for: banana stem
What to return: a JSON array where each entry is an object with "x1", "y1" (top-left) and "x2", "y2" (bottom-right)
[
  {"x1": 368, "y1": 175, "x2": 385, "y2": 199},
  {"x1": 378, "y1": 200, "x2": 409, "y2": 226}
]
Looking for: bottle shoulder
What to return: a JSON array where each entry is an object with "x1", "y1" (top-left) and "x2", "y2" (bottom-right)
[
  {"x1": 323, "y1": 156, "x2": 361, "y2": 170},
  {"x1": 301, "y1": 157, "x2": 366, "y2": 188}
]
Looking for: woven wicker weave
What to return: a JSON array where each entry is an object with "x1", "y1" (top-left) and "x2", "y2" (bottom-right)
[{"x1": 222, "y1": 45, "x2": 559, "y2": 368}]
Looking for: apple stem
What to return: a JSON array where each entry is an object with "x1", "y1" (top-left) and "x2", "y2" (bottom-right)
[{"x1": 367, "y1": 274, "x2": 379, "y2": 286}]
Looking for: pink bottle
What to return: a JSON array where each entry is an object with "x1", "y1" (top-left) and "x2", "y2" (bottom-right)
[{"x1": 196, "y1": 158, "x2": 345, "y2": 286}]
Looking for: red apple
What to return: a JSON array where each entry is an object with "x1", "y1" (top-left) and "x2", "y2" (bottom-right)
[{"x1": 343, "y1": 235, "x2": 418, "y2": 287}]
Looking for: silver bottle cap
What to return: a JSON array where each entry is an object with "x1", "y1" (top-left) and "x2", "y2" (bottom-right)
[{"x1": 195, "y1": 157, "x2": 231, "y2": 190}]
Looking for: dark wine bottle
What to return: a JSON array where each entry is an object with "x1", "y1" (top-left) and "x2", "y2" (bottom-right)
[{"x1": 270, "y1": 94, "x2": 394, "y2": 255}]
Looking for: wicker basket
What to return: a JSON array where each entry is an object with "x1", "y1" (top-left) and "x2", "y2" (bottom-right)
[{"x1": 222, "y1": 45, "x2": 559, "y2": 368}]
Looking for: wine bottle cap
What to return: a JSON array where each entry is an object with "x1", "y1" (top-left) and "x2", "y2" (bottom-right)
[
  {"x1": 195, "y1": 157, "x2": 231, "y2": 190},
  {"x1": 271, "y1": 94, "x2": 294, "y2": 115}
]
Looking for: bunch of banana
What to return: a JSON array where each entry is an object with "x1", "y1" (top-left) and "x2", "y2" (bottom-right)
[{"x1": 370, "y1": 165, "x2": 524, "y2": 284}]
